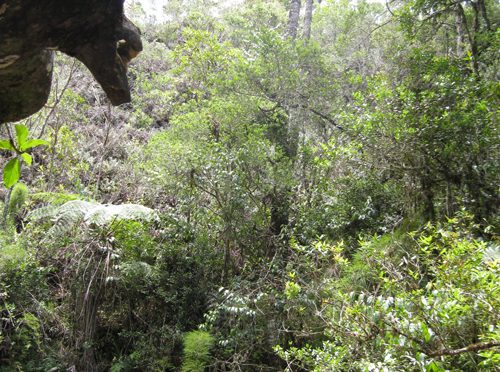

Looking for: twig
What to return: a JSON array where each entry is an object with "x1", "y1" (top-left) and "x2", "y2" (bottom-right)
[
  {"x1": 38, "y1": 59, "x2": 77, "y2": 138},
  {"x1": 308, "y1": 107, "x2": 344, "y2": 131}
]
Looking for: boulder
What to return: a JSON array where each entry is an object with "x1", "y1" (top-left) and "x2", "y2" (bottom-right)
[{"x1": 0, "y1": 0, "x2": 142, "y2": 123}]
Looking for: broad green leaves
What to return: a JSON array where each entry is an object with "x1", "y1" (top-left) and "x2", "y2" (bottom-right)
[
  {"x1": 14, "y1": 124, "x2": 49, "y2": 152},
  {"x1": 21, "y1": 139, "x2": 50, "y2": 152},
  {"x1": 0, "y1": 139, "x2": 15, "y2": 151},
  {"x1": 20, "y1": 153, "x2": 32, "y2": 166},
  {"x1": 1, "y1": 124, "x2": 49, "y2": 188},
  {"x1": 3, "y1": 158, "x2": 20, "y2": 189},
  {"x1": 15, "y1": 124, "x2": 29, "y2": 147}
]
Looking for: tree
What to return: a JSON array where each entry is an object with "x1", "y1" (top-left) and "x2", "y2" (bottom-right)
[
  {"x1": 303, "y1": 0, "x2": 314, "y2": 40},
  {"x1": 287, "y1": 0, "x2": 301, "y2": 39}
]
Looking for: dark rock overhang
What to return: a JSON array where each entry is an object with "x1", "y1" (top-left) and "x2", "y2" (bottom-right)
[{"x1": 0, "y1": 0, "x2": 142, "y2": 123}]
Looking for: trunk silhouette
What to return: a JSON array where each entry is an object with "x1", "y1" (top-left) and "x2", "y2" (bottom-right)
[
  {"x1": 287, "y1": 0, "x2": 301, "y2": 39},
  {"x1": 303, "y1": 0, "x2": 314, "y2": 40}
]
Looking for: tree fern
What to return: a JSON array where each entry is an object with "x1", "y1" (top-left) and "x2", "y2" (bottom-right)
[
  {"x1": 28, "y1": 200, "x2": 157, "y2": 239},
  {"x1": 182, "y1": 330, "x2": 214, "y2": 372},
  {"x1": 6, "y1": 183, "x2": 28, "y2": 221}
]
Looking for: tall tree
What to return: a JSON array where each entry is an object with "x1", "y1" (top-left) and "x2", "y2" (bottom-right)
[
  {"x1": 303, "y1": 0, "x2": 314, "y2": 40},
  {"x1": 287, "y1": 0, "x2": 301, "y2": 39},
  {"x1": 455, "y1": 4, "x2": 466, "y2": 57}
]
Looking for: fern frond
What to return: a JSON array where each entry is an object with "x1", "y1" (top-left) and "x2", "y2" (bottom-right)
[
  {"x1": 482, "y1": 244, "x2": 500, "y2": 264},
  {"x1": 27, "y1": 205, "x2": 59, "y2": 221},
  {"x1": 30, "y1": 192, "x2": 80, "y2": 205},
  {"x1": 28, "y1": 200, "x2": 157, "y2": 239},
  {"x1": 58, "y1": 200, "x2": 100, "y2": 219},
  {"x1": 86, "y1": 204, "x2": 157, "y2": 226}
]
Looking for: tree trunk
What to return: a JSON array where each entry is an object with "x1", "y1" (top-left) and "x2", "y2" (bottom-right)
[
  {"x1": 287, "y1": 0, "x2": 301, "y2": 39},
  {"x1": 303, "y1": 0, "x2": 314, "y2": 40},
  {"x1": 455, "y1": 5, "x2": 466, "y2": 57},
  {"x1": 456, "y1": 3, "x2": 479, "y2": 75},
  {"x1": 421, "y1": 169, "x2": 435, "y2": 221},
  {"x1": 477, "y1": 0, "x2": 491, "y2": 31}
]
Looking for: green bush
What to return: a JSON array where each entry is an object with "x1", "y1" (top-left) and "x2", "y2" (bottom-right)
[
  {"x1": 276, "y1": 214, "x2": 500, "y2": 370},
  {"x1": 0, "y1": 236, "x2": 56, "y2": 371}
]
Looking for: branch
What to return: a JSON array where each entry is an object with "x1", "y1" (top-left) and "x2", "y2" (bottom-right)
[
  {"x1": 308, "y1": 107, "x2": 344, "y2": 131},
  {"x1": 427, "y1": 340, "x2": 500, "y2": 357},
  {"x1": 385, "y1": 0, "x2": 395, "y2": 17},
  {"x1": 421, "y1": 0, "x2": 465, "y2": 22},
  {"x1": 369, "y1": 19, "x2": 394, "y2": 36},
  {"x1": 38, "y1": 59, "x2": 77, "y2": 138}
]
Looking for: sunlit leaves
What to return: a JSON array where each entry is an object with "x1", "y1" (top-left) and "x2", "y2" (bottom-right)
[
  {"x1": 15, "y1": 124, "x2": 29, "y2": 148},
  {"x1": 0, "y1": 139, "x2": 14, "y2": 151},
  {"x1": 21, "y1": 139, "x2": 50, "y2": 152},
  {"x1": 3, "y1": 158, "x2": 20, "y2": 188},
  {"x1": 20, "y1": 153, "x2": 32, "y2": 166},
  {"x1": 1, "y1": 124, "x2": 49, "y2": 188}
]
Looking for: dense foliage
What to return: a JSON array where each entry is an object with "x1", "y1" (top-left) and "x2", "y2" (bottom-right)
[{"x1": 1, "y1": 0, "x2": 498, "y2": 370}]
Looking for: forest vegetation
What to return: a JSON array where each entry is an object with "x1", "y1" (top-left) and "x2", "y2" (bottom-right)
[{"x1": 0, "y1": 0, "x2": 499, "y2": 370}]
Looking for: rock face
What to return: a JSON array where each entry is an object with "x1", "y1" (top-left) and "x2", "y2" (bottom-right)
[{"x1": 0, "y1": 0, "x2": 142, "y2": 123}]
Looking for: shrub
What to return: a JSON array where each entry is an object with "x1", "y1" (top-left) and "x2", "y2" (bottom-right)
[{"x1": 276, "y1": 213, "x2": 500, "y2": 370}]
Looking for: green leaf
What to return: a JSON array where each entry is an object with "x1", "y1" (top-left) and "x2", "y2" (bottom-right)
[
  {"x1": 15, "y1": 124, "x2": 29, "y2": 147},
  {"x1": 421, "y1": 323, "x2": 431, "y2": 343},
  {"x1": 0, "y1": 139, "x2": 14, "y2": 151},
  {"x1": 426, "y1": 361, "x2": 442, "y2": 372},
  {"x1": 21, "y1": 139, "x2": 50, "y2": 151},
  {"x1": 21, "y1": 152, "x2": 32, "y2": 165},
  {"x1": 3, "y1": 157, "x2": 20, "y2": 188}
]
